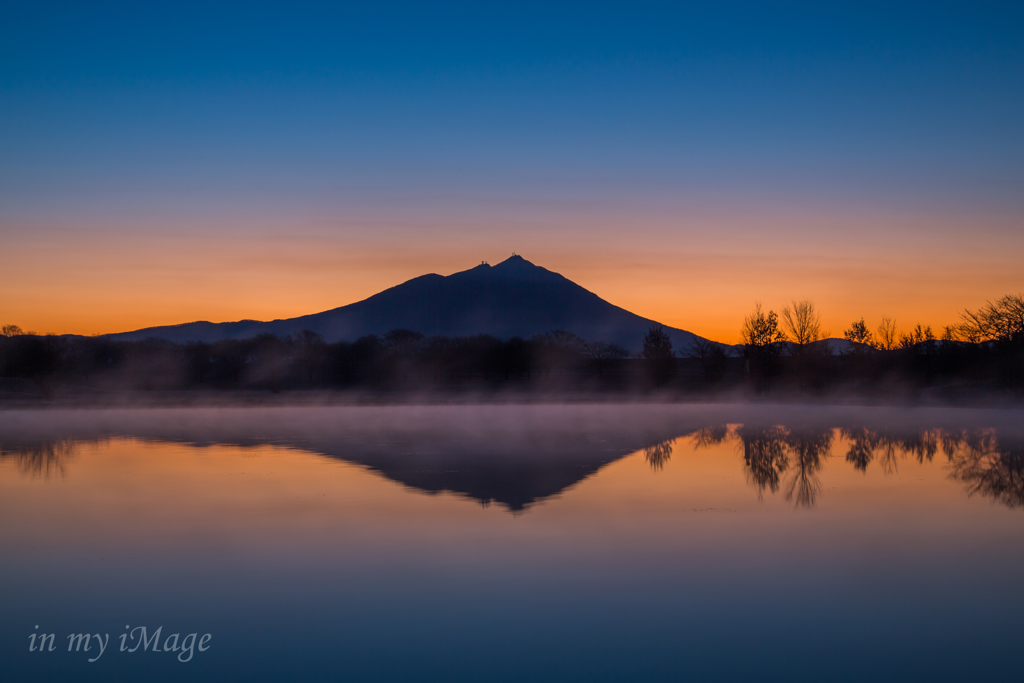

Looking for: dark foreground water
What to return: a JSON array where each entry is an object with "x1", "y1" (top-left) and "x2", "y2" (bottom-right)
[{"x1": 0, "y1": 404, "x2": 1021, "y2": 682}]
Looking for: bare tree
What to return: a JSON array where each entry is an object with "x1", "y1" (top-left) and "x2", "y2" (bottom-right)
[
  {"x1": 1, "y1": 324, "x2": 23, "y2": 337},
  {"x1": 876, "y1": 317, "x2": 898, "y2": 350},
  {"x1": 780, "y1": 300, "x2": 826, "y2": 346},
  {"x1": 959, "y1": 293, "x2": 1024, "y2": 343}
]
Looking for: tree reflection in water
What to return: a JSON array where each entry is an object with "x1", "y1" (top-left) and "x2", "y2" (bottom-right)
[
  {"x1": 842, "y1": 427, "x2": 877, "y2": 472},
  {"x1": 731, "y1": 427, "x2": 833, "y2": 507},
  {"x1": 644, "y1": 439, "x2": 675, "y2": 471},
  {"x1": 782, "y1": 430, "x2": 833, "y2": 508},
  {"x1": 779, "y1": 425, "x2": 1023, "y2": 510},
  {"x1": 2, "y1": 421, "x2": 1022, "y2": 512},
  {"x1": 944, "y1": 429, "x2": 1024, "y2": 509},
  {"x1": 737, "y1": 426, "x2": 790, "y2": 498},
  {"x1": 840, "y1": 428, "x2": 940, "y2": 475},
  {"x1": 0, "y1": 439, "x2": 78, "y2": 478},
  {"x1": 689, "y1": 425, "x2": 732, "y2": 449}
]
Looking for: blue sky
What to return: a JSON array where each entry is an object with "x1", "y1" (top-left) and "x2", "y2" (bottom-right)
[
  {"x1": 3, "y1": 1, "x2": 1021, "y2": 206},
  {"x1": 1, "y1": 1, "x2": 1022, "y2": 339}
]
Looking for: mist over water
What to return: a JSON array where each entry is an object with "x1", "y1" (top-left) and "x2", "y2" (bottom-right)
[{"x1": 1, "y1": 404, "x2": 1022, "y2": 682}]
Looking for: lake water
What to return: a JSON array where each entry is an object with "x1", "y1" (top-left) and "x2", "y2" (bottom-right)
[{"x1": 1, "y1": 404, "x2": 1022, "y2": 682}]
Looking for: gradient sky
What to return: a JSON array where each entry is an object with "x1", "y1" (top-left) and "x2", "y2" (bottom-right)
[{"x1": 2, "y1": 1, "x2": 1022, "y2": 343}]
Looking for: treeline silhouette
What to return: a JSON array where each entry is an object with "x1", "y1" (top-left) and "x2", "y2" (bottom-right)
[
  {"x1": 0, "y1": 329, "x2": 650, "y2": 397},
  {"x1": 656, "y1": 424, "x2": 1024, "y2": 509},
  {"x1": 1, "y1": 293, "x2": 1021, "y2": 399},
  {"x1": 6, "y1": 424, "x2": 1021, "y2": 510},
  {"x1": 734, "y1": 295, "x2": 1024, "y2": 397}
]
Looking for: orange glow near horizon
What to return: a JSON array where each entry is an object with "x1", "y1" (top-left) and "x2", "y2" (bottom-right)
[{"x1": 2, "y1": 202, "x2": 1022, "y2": 344}]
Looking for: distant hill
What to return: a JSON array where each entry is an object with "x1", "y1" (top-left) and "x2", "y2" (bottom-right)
[{"x1": 108, "y1": 255, "x2": 713, "y2": 352}]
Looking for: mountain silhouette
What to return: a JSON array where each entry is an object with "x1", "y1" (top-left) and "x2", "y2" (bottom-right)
[
  {"x1": 0, "y1": 406, "x2": 703, "y2": 512},
  {"x1": 108, "y1": 255, "x2": 708, "y2": 351},
  {"x1": 0, "y1": 431, "x2": 640, "y2": 512}
]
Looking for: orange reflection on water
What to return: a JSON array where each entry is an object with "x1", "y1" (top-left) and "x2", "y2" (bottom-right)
[{"x1": 2, "y1": 419, "x2": 1019, "y2": 582}]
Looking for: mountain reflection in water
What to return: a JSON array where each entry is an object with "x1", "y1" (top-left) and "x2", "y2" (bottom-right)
[
  {"x1": 2, "y1": 405, "x2": 1022, "y2": 683},
  {"x1": 1, "y1": 405, "x2": 1022, "y2": 511}
]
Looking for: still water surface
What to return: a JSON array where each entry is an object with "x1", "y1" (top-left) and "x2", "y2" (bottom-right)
[{"x1": 0, "y1": 404, "x2": 1022, "y2": 682}]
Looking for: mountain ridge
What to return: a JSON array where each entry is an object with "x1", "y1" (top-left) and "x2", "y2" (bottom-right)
[{"x1": 108, "y1": 255, "x2": 712, "y2": 352}]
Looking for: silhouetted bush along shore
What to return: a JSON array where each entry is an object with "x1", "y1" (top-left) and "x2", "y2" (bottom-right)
[{"x1": 0, "y1": 319, "x2": 1021, "y2": 402}]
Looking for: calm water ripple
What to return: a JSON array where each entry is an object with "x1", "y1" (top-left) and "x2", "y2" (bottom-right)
[{"x1": 1, "y1": 404, "x2": 1021, "y2": 682}]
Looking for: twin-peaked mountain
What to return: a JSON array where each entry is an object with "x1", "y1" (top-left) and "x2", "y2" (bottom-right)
[{"x1": 110, "y1": 255, "x2": 708, "y2": 352}]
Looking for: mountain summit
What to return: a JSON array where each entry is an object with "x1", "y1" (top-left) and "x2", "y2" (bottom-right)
[{"x1": 109, "y1": 256, "x2": 707, "y2": 351}]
